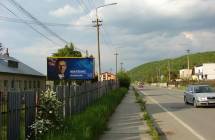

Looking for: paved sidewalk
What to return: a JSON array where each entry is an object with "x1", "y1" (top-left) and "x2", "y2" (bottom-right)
[{"x1": 100, "y1": 88, "x2": 151, "y2": 140}]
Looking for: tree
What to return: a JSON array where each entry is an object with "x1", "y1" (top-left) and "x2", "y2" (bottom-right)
[
  {"x1": 117, "y1": 71, "x2": 131, "y2": 89},
  {"x1": 52, "y1": 43, "x2": 82, "y2": 57},
  {"x1": 51, "y1": 43, "x2": 82, "y2": 86}
]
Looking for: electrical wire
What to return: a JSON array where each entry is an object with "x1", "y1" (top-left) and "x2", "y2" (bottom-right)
[
  {"x1": 0, "y1": 2, "x2": 62, "y2": 46},
  {"x1": 77, "y1": 0, "x2": 94, "y2": 20},
  {"x1": 7, "y1": 0, "x2": 68, "y2": 44},
  {"x1": 84, "y1": 0, "x2": 115, "y2": 50},
  {"x1": 7, "y1": 0, "x2": 86, "y2": 53},
  {"x1": 0, "y1": 15, "x2": 93, "y2": 28}
]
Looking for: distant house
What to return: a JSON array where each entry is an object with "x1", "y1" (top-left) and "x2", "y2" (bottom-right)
[
  {"x1": 194, "y1": 63, "x2": 215, "y2": 80},
  {"x1": 100, "y1": 72, "x2": 116, "y2": 81},
  {"x1": 0, "y1": 54, "x2": 46, "y2": 94},
  {"x1": 179, "y1": 69, "x2": 192, "y2": 80}
]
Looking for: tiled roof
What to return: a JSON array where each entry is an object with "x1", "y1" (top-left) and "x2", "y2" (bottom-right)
[{"x1": 0, "y1": 55, "x2": 45, "y2": 77}]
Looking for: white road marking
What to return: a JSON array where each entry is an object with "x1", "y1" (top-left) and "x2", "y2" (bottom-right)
[{"x1": 140, "y1": 91, "x2": 206, "y2": 140}]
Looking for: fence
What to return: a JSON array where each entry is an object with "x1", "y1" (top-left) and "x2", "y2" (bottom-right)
[{"x1": 0, "y1": 80, "x2": 118, "y2": 140}]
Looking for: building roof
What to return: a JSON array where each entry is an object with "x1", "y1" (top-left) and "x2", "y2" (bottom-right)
[
  {"x1": 101, "y1": 72, "x2": 115, "y2": 75},
  {"x1": 0, "y1": 55, "x2": 45, "y2": 77}
]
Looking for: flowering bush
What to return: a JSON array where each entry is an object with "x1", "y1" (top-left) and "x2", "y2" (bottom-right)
[{"x1": 31, "y1": 89, "x2": 63, "y2": 138}]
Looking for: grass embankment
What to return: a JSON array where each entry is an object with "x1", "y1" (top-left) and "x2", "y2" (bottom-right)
[
  {"x1": 43, "y1": 88, "x2": 128, "y2": 140},
  {"x1": 133, "y1": 87, "x2": 160, "y2": 140}
]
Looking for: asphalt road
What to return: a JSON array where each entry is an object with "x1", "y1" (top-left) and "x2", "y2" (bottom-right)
[{"x1": 139, "y1": 86, "x2": 215, "y2": 140}]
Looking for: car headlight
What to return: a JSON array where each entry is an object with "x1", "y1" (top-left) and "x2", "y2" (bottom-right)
[{"x1": 197, "y1": 97, "x2": 207, "y2": 101}]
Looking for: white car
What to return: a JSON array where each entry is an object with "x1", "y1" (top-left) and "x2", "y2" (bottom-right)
[{"x1": 184, "y1": 85, "x2": 215, "y2": 107}]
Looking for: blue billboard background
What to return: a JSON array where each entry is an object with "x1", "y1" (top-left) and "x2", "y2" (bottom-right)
[{"x1": 47, "y1": 57, "x2": 95, "y2": 80}]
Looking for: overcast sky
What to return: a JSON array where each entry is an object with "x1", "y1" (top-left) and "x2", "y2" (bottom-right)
[{"x1": 1, "y1": 0, "x2": 215, "y2": 74}]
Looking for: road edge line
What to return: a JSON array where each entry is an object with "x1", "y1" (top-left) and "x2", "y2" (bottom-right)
[{"x1": 141, "y1": 91, "x2": 206, "y2": 140}]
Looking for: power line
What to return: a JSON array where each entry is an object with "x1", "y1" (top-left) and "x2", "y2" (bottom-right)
[
  {"x1": 91, "y1": 0, "x2": 97, "y2": 9},
  {"x1": 87, "y1": 2, "x2": 116, "y2": 51},
  {"x1": 7, "y1": 0, "x2": 68, "y2": 44},
  {"x1": 76, "y1": 0, "x2": 93, "y2": 19},
  {"x1": 6, "y1": 0, "x2": 86, "y2": 53},
  {"x1": 0, "y1": 15, "x2": 93, "y2": 27},
  {"x1": 75, "y1": 0, "x2": 88, "y2": 14},
  {"x1": 0, "y1": 2, "x2": 62, "y2": 46},
  {"x1": 86, "y1": 0, "x2": 95, "y2": 10},
  {"x1": 101, "y1": 26, "x2": 115, "y2": 48}
]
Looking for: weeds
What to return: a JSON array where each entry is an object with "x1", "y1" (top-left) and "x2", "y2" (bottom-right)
[
  {"x1": 133, "y1": 87, "x2": 160, "y2": 140},
  {"x1": 43, "y1": 88, "x2": 128, "y2": 140}
]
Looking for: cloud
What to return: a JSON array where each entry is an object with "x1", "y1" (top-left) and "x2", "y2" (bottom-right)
[
  {"x1": 49, "y1": 4, "x2": 83, "y2": 17},
  {"x1": 98, "y1": 0, "x2": 215, "y2": 34},
  {"x1": 10, "y1": 40, "x2": 62, "y2": 74},
  {"x1": 2, "y1": 0, "x2": 215, "y2": 73},
  {"x1": 183, "y1": 32, "x2": 194, "y2": 40}
]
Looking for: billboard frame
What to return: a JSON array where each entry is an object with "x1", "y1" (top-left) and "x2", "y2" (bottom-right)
[{"x1": 47, "y1": 57, "x2": 95, "y2": 80}]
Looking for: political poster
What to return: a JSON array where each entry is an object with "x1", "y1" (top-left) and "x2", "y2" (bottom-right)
[{"x1": 47, "y1": 57, "x2": 95, "y2": 80}]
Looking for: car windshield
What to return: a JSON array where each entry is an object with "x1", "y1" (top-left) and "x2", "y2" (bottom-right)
[{"x1": 194, "y1": 86, "x2": 214, "y2": 93}]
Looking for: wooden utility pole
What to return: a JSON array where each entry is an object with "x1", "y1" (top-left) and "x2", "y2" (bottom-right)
[
  {"x1": 114, "y1": 52, "x2": 119, "y2": 75},
  {"x1": 168, "y1": 60, "x2": 171, "y2": 82},
  {"x1": 93, "y1": 3, "x2": 117, "y2": 81},
  {"x1": 120, "y1": 62, "x2": 123, "y2": 71},
  {"x1": 93, "y1": 9, "x2": 102, "y2": 81},
  {"x1": 186, "y1": 49, "x2": 190, "y2": 70}
]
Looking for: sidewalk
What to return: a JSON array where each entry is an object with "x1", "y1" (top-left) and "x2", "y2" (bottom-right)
[{"x1": 100, "y1": 88, "x2": 151, "y2": 140}]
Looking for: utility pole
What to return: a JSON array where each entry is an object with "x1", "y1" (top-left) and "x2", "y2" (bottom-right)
[
  {"x1": 110, "y1": 68, "x2": 113, "y2": 73},
  {"x1": 92, "y1": 3, "x2": 117, "y2": 81},
  {"x1": 86, "y1": 50, "x2": 89, "y2": 57},
  {"x1": 186, "y1": 49, "x2": 191, "y2": 82},
  {"x1": 120, "y1": 62, "x2": 124, "y2": 71},
  {"x1": 168, "y1": 60, "x2": 171, "y2": 82},
  {"x1": 186, "y1": 49, "x2": 190, "y2": 70},
  {"x1": 93, "y1": 9, "x2": 102, "y2": 81},
  {"x1": 114, "y1": 52, "x2": 119, "y2": 75},
  {"x1": 0, "y1": 43, "x2": 3, "y2": 55},
  {"x1": 156, "y1": 68, "x2": 159, "y2": 82}
]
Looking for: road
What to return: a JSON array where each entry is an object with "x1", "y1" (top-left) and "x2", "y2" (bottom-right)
[{"x1": 139, "y1": 86, "x2": 215, "y2": 140}]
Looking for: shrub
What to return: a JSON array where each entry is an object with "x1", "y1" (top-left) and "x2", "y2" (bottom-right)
[
  {"x1": 117, "y1": 71, "x2": 131, "y2": 89},
  {"x1": 30, "y1": 90, "x2": 63, "y2": 139}
]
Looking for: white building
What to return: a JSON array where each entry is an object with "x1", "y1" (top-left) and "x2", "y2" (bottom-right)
[
  {"x1": 179, "y1": 69, "x2": 192, "y2": 79},
  {"x1": 194, "y1": 63, "x2": 215, "y2": 80}
]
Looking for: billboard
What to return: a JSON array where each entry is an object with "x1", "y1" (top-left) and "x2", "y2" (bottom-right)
[{"x1": 47, "y1": 57, "x2": 95, "y2": 80}]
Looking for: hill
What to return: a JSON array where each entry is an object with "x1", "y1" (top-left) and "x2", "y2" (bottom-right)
[{"x1": 128, "y1": 51, "x2": 215, "y2": 82}]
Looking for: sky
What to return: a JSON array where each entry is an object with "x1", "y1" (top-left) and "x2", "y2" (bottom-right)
[{"x1": 0, "y1": 0, "x2": 215, "y2": 74}]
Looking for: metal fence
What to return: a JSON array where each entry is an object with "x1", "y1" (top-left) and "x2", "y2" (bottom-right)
[{"x1": 0, "y1": 80, "x2": 118, "y2": 140}]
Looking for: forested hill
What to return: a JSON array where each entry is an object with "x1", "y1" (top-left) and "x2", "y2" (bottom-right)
[{"x1": 128, "y1": 51, "x2": 215, "y2": 82}]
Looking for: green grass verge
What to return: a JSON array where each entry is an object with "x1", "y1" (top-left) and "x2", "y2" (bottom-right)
[
  {"x1": 133, "y1": 87, "x2": 160, "y2": 140},
  {"x1": 43, "y1": 87, "x2": 128, "y2": 140}
]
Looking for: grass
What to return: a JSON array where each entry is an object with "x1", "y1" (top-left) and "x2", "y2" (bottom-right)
[
  {"x1": 128, "y1": 51, "x2": 215, "y2": 82},
  {"x1": 133, "y1": 87, "x2": 160, "y2": 140},
  {"x1": 177, "y1": 85, "x2": 186, "y2": 91},
  {"x1": 43, "y1": 87, "x2": 128, "y2": 140}
]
